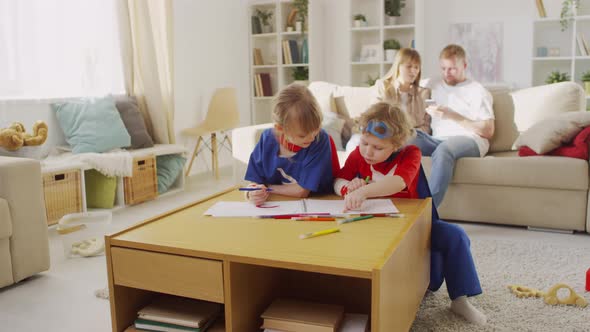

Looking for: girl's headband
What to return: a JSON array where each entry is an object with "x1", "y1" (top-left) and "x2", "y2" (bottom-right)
[{"x1": 363, "y1": 120, "x2": 393, "y2": 139}]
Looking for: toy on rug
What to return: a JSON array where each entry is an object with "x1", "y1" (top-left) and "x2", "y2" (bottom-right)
[
  {"x1": 508, "y1": 283, "x2": 588, "y2": 308},
  {"x1": 0, "y1": 120, "x2": 48, "y2": 151}
]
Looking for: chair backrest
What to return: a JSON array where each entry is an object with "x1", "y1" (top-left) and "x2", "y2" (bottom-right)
[{"x1": 203, "y1": 87, "x2": 239, "y2": 131}]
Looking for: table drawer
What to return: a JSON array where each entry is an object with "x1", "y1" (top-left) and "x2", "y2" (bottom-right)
[{"x1": 110, "y1": 247, "x2": 224, "y2": 303}]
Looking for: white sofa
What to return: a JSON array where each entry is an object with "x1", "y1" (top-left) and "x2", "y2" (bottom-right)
[
  {"x1": 233, "y1": 81, "x2": 590, "y2": 233},
  {"x1": 0, "y1": 157, "x2": 50, "y2": 287}
]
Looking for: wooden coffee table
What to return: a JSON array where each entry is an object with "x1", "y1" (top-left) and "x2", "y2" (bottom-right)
[{"x1": 106, "y1": 187, "x2": 431, "y2": 332}]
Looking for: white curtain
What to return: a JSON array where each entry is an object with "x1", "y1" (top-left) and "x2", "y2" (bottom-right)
[
  {"x1": 117, "y1": 0, "x2": 175, "y2": 144},
  {"x1": 0, "y1": 0, "x2": 125, "y2": 99}
]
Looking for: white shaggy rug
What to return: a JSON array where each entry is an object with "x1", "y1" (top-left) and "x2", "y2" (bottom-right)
[{"x1": 411, "y1": 237, "x2": 590, "y2": 331}]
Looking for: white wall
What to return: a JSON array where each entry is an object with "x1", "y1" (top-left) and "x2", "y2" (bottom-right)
[
  {"x1": 421, "y1": 0, "x2": 535, "y2": 89},
  {"x1": 322, "y1": 0, "x2": 538, "y2": 89},
  {"x1": 174, "y1": 0, "x2": 250, "y2": 176}
]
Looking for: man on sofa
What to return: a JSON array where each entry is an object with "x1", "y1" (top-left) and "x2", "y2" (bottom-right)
[{"x1": 413, "y1": 44, "x2": 494, "y2": 207}]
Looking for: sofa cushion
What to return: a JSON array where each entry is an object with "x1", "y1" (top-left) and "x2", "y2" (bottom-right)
[
  {"x1": 488, "y1": 87, "x2": 519, "y2": 153},
  {"x1": 308, "y1": 81, "x2": 339, "y2": 113},
  {"x1": 510, "y1": 82, "x2": 585, "y2": 133},
  {"x1": 156, "y1": 154, "x2": 186, "y2": 194},
  {"x1": 422, "y1": 152, "x2": 588, "y2": 191},
  {"x1": 53, "y1": 96, "x2": 131, "y2": 153},
  {"x1": 114, "y1": 96, "x2": 154, "y2": 149},
  {"x1": 0, "y1": 198, "x2": 12, "y2": 239},
  {"x1": 333, "y1": 85, "x2": 378, "y2": 119},
  {"x1": 514, "y1": 111, "x2": 590, "y2": 154}
]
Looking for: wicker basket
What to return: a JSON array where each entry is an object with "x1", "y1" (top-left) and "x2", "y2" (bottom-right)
[
  {"x1": 124, "y1": 155, "x2": 158, "y2": 205},
  {"x1": 43, "y1": 169, "x2": 83, "y2": 226}
]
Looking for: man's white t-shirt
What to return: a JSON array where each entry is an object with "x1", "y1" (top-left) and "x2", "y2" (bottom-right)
[{"x1": 426, "y1": 78, "x2": 494, "y2": 157}]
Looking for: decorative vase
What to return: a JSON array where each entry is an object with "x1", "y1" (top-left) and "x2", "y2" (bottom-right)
[
  {"x1": 585, "y1": 81, "x2": 590, "y2": 95},
  {"x1": 295, "y1": 21, "x2": 303, "y2": 32},
  {"x1": 354, "y1": 20, "x2": 362, "y2": 28},
  {"x1": 262, "y1": 25, "x2": 272, "y2": 33},
  {"x1": 385, "y1": 49, "x2": 397, "y2": 62},
  {"x1": 385, "y1": 16, "x2": 398, "y2": 25},
  {"x1": 286, "y1": 26, "x2": 294, "y2": 32}
]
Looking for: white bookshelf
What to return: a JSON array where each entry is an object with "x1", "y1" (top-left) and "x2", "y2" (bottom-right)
[
  {"x1": 248, "y1": 0, "x2": 323, "y2": 125},
  {"x1": 349, "y1": 0, "x2": 423, "y2": 87},
  {"x1": 531, "y1": 2, "x2": 590, "y2": 104}
]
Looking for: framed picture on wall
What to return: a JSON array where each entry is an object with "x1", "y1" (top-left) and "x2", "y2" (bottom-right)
[{"x1": 360, "y1": 44, "x2": 382, "y2": 63}]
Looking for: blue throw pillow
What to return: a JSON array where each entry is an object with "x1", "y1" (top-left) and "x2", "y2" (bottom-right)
[
  {"x1": 156, "y1": 154, "x2": 186, "y2": 194},
  {"x1": 52, "y1": 96, "x2": 131, "y2": 153}
]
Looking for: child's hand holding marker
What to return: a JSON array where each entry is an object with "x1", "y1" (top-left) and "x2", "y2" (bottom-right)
[
  {"x1": 243, "y1": 184, "x2": 271, "y2": 206},
  {"x1": 343, "y1": 176, "x2": 370, "y2": 212}
]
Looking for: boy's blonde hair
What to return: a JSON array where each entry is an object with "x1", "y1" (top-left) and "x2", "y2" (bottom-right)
[
  {"x1": 272, "y1": 84, "x2": 322, "y2": 134},
  {"x1": 359, "y1": 102, "x2": 413, "y2": 147},
  {"x1": 440, "y1": 44, "x2": 466, "y2": 62}
]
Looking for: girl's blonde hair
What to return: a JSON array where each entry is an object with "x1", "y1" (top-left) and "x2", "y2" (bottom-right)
[
  {"x1": 272, "y1": 83, "x2": 322, "y2": 134},
  {"x1": 381, "y1": 48, "x2": 422, "y2": 99},
  {"x1": 359, "y1": 102, "x2": 413, "y2": 147}
]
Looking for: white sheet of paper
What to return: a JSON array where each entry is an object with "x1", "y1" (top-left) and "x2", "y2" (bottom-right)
[
  {"x1": 204, "y1": 199, "x2": 399, "y2": 217},
  {"x1": 204, "y1": 201, "x2": 303, "y2": 217},
  {"x1": 304, "y1": 198, "x2": 399, "y2": 215}
]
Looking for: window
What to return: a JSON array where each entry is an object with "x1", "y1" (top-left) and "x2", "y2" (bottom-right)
[{"x1": 0, "y1": 0, "x2": 125, "y2": 99}]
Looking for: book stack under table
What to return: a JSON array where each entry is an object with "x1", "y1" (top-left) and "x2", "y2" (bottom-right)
[
  {"x1": 261, "y1": 298, "x2": 368, "y2": 332},
  {"x1": 125, "y1": 295, "x2": 223, "y2": 332}
]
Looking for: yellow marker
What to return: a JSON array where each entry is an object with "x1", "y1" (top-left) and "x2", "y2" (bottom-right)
[{"x1": 299, "y1": 227, "x2": 340, "y2": 240}]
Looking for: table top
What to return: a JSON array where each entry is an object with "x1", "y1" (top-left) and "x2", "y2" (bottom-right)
[{"x1": 109, "y1": 188, "x2": 431, "y2": 278}]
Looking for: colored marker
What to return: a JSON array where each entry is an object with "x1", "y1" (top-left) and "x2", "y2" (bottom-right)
[
  {"x1": 338, "y1": 215, "x2": 374, "y2": 225},
  {"x1": 299, "y1": 228, "x2": 340, "y2": 239},
  {"x1": 291, "y1": 217, "x2": 336, "y2": 221},
  {"x1": 360, "y1": 213, "x2": 405, "y2": 218},
  {"x1": 365, "y1": 176, "x2": 370, "y2": 184},
  {"x1": 239, "y1": 187, "x2": 273, "y2": 191}
]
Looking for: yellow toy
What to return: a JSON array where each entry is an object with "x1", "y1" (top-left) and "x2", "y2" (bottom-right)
[
  {"x1": 508, "y1": 283, "x2": 588, "y2": 308},
  {"x1": 0, "y1": 121, "x2": 48, "y2": 151}
]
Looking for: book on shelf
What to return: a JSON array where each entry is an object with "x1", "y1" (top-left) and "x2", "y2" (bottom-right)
[
  {"x1": 261, "y1": 298, "x2": 345, "y2": 332},
  {"x1": 253, "y1": 48, "x2": 264, "y2": 65},
  {"x1": 137, "y1": 295, "x2": 222, "y2": 329},
  {"x1": 260, "y1": 73, "x2": 273, "y2": 96},
  {"x1": 289, "y1": 39, "x2": 300, "y2": 64},
  {"x1": 577, "y1": 33, "x2": 588, "y2": 56},
  {"x1": 282, "y1": 40, "x2": 292, "y2": 64},
  {"x1": 134, "y1": 318, "x2": 216, "y2": 332},
  {"x1": 255, "y1": 74, "x2": 264, "y2": 97},
  {"x1": 535, "y1": 0, "x2": 547, "y2": 18},
  {"x1": 251, "y1": 16, "x2": 262, "y2": 34},
  {"x1": 581, "y1": 32, "x2": 590, "y2": 56}
]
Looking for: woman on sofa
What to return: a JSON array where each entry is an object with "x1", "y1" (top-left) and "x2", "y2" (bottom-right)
[
  {"x1": 375, "y1": 47, "x2": 432, "y2": 134},
  {"x1": 346, "y1": 48, "x2": 431, "y2": 152}
]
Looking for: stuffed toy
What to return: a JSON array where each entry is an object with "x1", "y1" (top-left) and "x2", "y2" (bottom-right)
[{"x1": 0, "y1": 120, "x2": 48, "y2": 151}]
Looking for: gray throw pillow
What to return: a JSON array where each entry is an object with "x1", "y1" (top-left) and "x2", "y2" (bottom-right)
[{"x1": 114, "y1": 96, "x2": 154, "y2": 149}]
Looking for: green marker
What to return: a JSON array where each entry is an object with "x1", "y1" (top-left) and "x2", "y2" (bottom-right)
[
  {"x1": 365, "y1": 176, "x2": 370, "y2": 184},
  {"x1": 338, "y1": 214, "x2": 374, "y2": 225}
]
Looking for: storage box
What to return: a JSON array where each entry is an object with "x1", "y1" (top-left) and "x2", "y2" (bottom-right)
[
  {"x1": 84, "y1": 169, "x2": 117, "y2": 209},
  {"x1": 43, "y1": 169, "x2": 83, "y2": 225},
  {"x1": 124, "y1": 155, "x2": 158, "y2": 205},
  {"x1": 56, "y1": 211, "x2": 112, "y2": 258}
]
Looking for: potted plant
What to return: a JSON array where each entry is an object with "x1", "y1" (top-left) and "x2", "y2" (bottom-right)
[
  {"x1": 383, "y1": 39, "x2": 401, "y2": 62},
  {"x1": 581, "y1": 70, "x2": 590, "y2": 94},
  {"x1": 353, "y1": 14, "x2": 367, "y2": 28},
  {"x1": 560, "y1": 0, "x2": 579, "y2": 31},
  {"x1": 364, "y1": 74, "x2": 378, "y2": 87},
  {"x1": 384, "y1": 0, "x2": 406, "y2": 25},
  {"x1": 545, "y1": 70, "x2": 570, "y2": 84},
  {"x1": 293, "y1": 0, "x2": 308, "y2": 33},
  {"x1": 256, "y1": 9, "x2": 273, "y2": 33},
  {"x1": 292, "y1": 66, "x2": 309, "y2": 86}
]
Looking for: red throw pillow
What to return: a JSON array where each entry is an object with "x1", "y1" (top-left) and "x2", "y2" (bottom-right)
[{"x1": 518, "y1": 126, "x2": 590, "y2": 160}]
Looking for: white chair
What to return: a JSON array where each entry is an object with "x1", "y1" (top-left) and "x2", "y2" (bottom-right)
[{"x1": 182, "y1": 88, "x2": 239, "y2": 178}]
